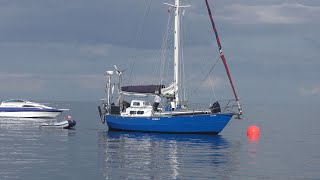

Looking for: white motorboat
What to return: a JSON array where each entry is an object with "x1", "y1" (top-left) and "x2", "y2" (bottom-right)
[{"x1": 0, "y1": 99, "x2": 66, "y2": 118}]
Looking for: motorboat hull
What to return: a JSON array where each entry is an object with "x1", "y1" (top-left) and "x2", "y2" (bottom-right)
[
  {"x1": 0, "y1": 108, "x2": 63, "y2": 118},
  {"x1": 105, "y1": 113, "x2": 233, "y2": 134}
]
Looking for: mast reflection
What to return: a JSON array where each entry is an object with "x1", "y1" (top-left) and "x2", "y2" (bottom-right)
[{"x1": 98, "y1": 131, "x2": 240, "y2": 179}]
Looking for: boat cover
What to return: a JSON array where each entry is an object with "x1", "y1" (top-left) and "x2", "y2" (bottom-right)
[
  {"x1": 161, "y1": 82, "x2": 175, "y2": 98},
  {"x1": 121, "y1": 85, "x2": 165, "y2": 94}
]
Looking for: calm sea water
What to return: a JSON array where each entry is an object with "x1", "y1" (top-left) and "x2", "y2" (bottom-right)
[{"x1": 0, "y1": 102, "x2": 319, "y2": 179}]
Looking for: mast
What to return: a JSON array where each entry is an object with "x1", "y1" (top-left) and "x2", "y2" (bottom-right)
[
  {"x1": 204, "y1": 0, "x2": 242, "y2": 115},
  {"x1": 164, "y1": 1, "x2": 189, "y2": 109},
  {"x1": 173, "y1": 0, "x2": 181, "y2": 108}
]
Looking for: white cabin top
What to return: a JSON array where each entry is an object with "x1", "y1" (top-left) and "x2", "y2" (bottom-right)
[
  {"x1": 130, "y1": 100, "x2": 151, "y2": 108},
  {"x1": 121, "y1": 100, "x2": 153, "y2": 117},
  {"x1": 0, "y1": 99, "x2": 54, "y2": 109}
]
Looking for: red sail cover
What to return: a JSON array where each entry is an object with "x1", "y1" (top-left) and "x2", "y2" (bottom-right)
[{"x1": 204, "y1": 0, "x2": 242, "y2": 114}]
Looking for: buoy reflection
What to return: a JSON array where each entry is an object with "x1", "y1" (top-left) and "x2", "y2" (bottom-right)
[
  {"x1": 247, "y1": 126, "x2": 260, "y2": 165},
  {"x1": 247, "y1": 134, "x2": 260, "y2": 143}
]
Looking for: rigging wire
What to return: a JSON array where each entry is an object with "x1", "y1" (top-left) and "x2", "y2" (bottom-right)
[
  {"x1": 127, "y1": 61, "x2": 135, "y2": 85},
  {"x1": 189, "y1": 54, "x2": 221, "y2": 98},
  {"x1": 160, "y1": 3, "x2": 174, "y2": 86},
  {"x1": 126, "y1": 0, "x2": 154, "y2": 85},
  {"x1": 160, "y1": 5, "x2": 173, "y2": 85},
  {"x1": 136, "y1": 0, "x2": 153, "y2": 43},
  {"x1": 208, "y1": 71, "x2": 218, "y2": 103}
]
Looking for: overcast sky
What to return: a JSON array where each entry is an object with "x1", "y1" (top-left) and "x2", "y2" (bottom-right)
[{"x1": 0, "y1": 0, "x2": 319, "y2": 106}]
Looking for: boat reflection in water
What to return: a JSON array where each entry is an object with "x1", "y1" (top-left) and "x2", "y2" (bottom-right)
[{"x1": 98, "y1": 131, "x2": 241, "y2": 179}]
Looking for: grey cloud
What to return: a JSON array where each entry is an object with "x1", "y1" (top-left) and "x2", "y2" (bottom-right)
[
  {"x1": 0, "y1": 0, "x2": 319, "y2": 104},
  {"x1": 0, "y1": 0, "x2": 168, "y2": 49},
  {"x1": 219, "y1": 3, "x2": 320, "y2": 25}
]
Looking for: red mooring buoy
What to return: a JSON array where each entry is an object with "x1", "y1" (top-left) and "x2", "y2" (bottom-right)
[
  {"x1": 247, "y1": 125, "x2": 260, "y2": 136},
  {"x1": 247, "y1": 125, "x2": 260, "y2": 142}
]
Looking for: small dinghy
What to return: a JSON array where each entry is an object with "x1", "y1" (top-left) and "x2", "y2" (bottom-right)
[{"x1": 40, "y1": 116, "x2": 76, "y2": 129}]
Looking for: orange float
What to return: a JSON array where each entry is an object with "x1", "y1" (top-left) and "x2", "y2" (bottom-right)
[{"x1": 247, "y1": 126, "x2": 260, "y2": 142}]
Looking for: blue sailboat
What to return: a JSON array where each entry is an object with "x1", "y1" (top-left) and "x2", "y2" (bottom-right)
[{"x1": 98, "y1": 0, "x2": 242, "y2": 134}]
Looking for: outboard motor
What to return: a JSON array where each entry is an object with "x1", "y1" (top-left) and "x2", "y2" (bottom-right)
[
  {"x1": 110, "y1": 105, "x2": 121, "y2": 115},
  {"x1": 210, "y1": 101, "x2": 221, "y2": 114}
]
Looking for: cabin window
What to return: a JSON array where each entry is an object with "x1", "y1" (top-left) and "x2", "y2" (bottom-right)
[
  {"x1": 137, "y1": 111, "x2": 144, "y2": 114},
  {"x1": 143, "y1": 102, "x2": 148, "y2": 106},
  {"x1": 133, "y1": 102, "x2": 140, "y2": 106},
  {"x1": 130, "y1": 111, "x2": 137, "y2": 115},
  {"x1": 23, "y1": 105, "x2": 35, "y2": 107}
]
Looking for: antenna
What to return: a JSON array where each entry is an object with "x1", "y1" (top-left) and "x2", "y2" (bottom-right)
[
  {"x1": 104, "y1": 70, "x2": 113, "y2": 106},
  {"x1": 114, "y1": 65, "x2": 127, "y2": 76},
  {"x1": 113, "y1": 65, "x2": 128, "y2": 99}
]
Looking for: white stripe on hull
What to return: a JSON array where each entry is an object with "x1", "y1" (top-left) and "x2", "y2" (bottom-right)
[{"x1": 0, "y1": 111, "x2": 61, "y2": 118}]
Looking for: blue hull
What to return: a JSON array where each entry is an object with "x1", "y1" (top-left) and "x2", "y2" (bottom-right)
[{"x1": 105, "y1": 113, "x2": 233, "y2": 134}]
